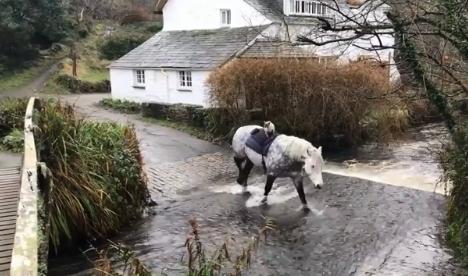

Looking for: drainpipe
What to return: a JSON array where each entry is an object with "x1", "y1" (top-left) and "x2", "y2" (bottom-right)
[{"x1": 160, "y1": 68, "x2": 169, "y2": 104}]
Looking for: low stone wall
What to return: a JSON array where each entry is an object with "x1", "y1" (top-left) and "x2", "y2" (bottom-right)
[
  {"x1": 141, "y1": 103, "x2": 208, "y2": 128},
  {"x1": 141, "y1": 102, "x2": 265, "y2": 139}
]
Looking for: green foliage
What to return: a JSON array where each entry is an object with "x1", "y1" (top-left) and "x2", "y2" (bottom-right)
[
  {"x1": 100, "y1": 98, "x2": 141, "y2": 114},
  {"x1": 35, "y1": 101, "x2": 148, "y2": 251},
  {"x1": 442, "y1": 122, "x2": 468, "y2": 265},
  {"x1": 145, "y1": 23, "x2": 163, "y2": 34},
  {"x1": 0, "y1": 0, "x2": 69, "y2": 71},
  {"x1": 0, "y1": 129, "x2": 24, "y2": 153},
  {"x1": 0, "y1": 98, "x2": 28, "y2": 137},
  {"x1": 98, "y1": 34, "x2": 148, "y2": 60},
  {"x1": 54, "y1": 74, "x2": 110, "y2": 93}
]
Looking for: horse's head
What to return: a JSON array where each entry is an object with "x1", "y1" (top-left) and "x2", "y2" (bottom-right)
[
  {"x1": 263, "y1": 121, "x2": 275, "y2": 137},
  {"x1": 301, "y1": 146, "x2": 324, "y2": 189}
]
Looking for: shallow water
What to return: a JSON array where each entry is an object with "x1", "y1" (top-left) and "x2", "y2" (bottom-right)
[{"x1": 49, "y1": 123, "x2": 467, "y2": 276}]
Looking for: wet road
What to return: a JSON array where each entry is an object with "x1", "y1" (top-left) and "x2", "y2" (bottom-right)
[{"x1": 49, "y1": 94, "x2": 466, "y2": 275}]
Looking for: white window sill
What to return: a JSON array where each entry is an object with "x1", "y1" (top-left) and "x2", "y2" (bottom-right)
[{"x1": 177, "y1": 87, "x2": 192, "y2": 92}]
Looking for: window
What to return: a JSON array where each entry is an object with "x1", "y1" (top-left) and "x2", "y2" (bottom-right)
[
  {"x1": 134, "y1": 70, "x2": 145, "y2": 87},
  {"x1": 178, "y1": 71, "x2": 192, "y2": 90},
  {"x1": 290, "y1": 0, "x2": 328, "y2": 16},
  {"x1": 220, "y1": 9, "x2": 231, "y2": 26}
]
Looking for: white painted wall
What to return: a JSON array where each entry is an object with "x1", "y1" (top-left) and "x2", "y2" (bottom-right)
[
  {"x1": 162, "y1": 0, "x2": 271, "y2": 31},
  {"x1": 110, "y1": 68, "x2": 212, "y2": 107}
]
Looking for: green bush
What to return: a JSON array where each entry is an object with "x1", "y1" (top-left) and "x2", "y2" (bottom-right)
[
  {"x1": 98, "y1": 34, "x2": 148, "y2": 60},
  {"x1": 443, "y1": 123, "x2": 468, "y2": 265},
  {"x1": 0, "y1": 98, "x2": 28, "y2": 137},
  {"x1": 100, "y1": 98, "x2": 141, "y2": 114},
  {"x1": 145, "y1": 23, "x2": 163, "y2": 33},
  {"x1": 54, "y1": 74, "x2": 110, "y2": 93},
  {"x1": 36, "y1": 101, "x2": 149, "y2": 251},
  {"x1": 1, "y1": 129, "x2": 24, "y2": 152}
]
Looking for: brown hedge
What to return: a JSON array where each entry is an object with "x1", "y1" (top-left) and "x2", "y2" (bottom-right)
[{"x1": 207, "y1": 58, "x2": 392, "y2": 147}]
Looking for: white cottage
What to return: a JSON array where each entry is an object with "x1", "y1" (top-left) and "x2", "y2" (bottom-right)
[{"x1": 109, "y1": 0, "x2": 398, "y2": 107}]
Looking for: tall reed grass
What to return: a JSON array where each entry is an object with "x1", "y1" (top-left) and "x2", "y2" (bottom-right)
[{"x1": 35, "y1": 101, "x2": 148, "y2": 251}]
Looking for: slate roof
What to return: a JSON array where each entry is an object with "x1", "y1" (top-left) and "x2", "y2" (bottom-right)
[
  {"x1": 110, "y1": 26, "x2": 268, "y2": 69},
  {"x1": 240, "y1": 40, "x2": 316, "y2": 58}
]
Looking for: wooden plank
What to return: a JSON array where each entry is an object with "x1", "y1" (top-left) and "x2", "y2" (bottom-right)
[
  {"x1": 0, "y1": 212, "x2": 17, "y2": 219},
  {"x1": 0, "y1": 219, "x2": 16, "y2": 226},
  {"x1": 0, "y1": 235, "x2": 14, "y2": 242},
  {"x1": 0, "y1": 229, "x2": 15, "y2": 236},
  {"x1": 0, "y1": 262, "x2": 11, "y2": 271},
  {"x1": 0, "y1": 197, "x2": 18, "y2": 203},
  {"x1": 0, "y1": 244, "x2": 12, "y2": 254},
  {"x1": 0, "y1": 239, "x2": 13, "y2": 247},
  {"x1": 0, "y1": 225, "x2": 15, "y2": 233},
  {"x1": 0, "y1": 249, "x2": 13, "y2": 258},
  {"x1": 0, "y1": 198, "x2": 19, "y2": 205},
  {"x1": 0, "y1": 218, "x2": 16, "y2": 224},
  {"x1": 0, "y1": 167, "x2": 20, "y2": 171},
  {"x1": 0, "y1": 189, "x2": 19, "y2": 194},
  {"x1": 0, "y1": 196, "x2": 19, "y2": 202},
  {"x1": 0, "y1": 207, "x2": 18, "y2": 214}
]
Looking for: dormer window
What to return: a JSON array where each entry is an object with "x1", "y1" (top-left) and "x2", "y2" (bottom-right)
[
  {"x1": 220, "y1": 9, "x2": 231, "y2": 26},
  {"x1": 290, "y1": 0, "x2": 329, "y2": 16}
]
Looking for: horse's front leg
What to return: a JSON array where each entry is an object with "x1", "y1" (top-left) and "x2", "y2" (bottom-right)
[
  {"x1": 261, "y1": 174, "x2": 277, "y2": 204},
  {"x1": 237, "y1": 159, "x2": 254, "y2": 192},
  {"x1": 294, "y1": 176, "x2": 308, "y2": 209}
]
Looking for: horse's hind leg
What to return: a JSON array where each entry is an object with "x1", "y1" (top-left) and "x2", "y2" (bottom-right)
[
  {"x1": 237, "y1": 159, "x2": 253, "y2": 189},
  {"x1": 234, "y1": 156, "x2": 244, "y2": 171}
]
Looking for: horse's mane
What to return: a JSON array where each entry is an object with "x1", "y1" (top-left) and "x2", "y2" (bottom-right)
[{"x1": 282, "y1": 135, "x2": 314, "y2": 161}]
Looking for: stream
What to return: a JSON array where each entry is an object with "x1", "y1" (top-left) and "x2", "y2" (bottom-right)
[{"x1": 49, "y1": 122, "x2": 467, "y2": 275}]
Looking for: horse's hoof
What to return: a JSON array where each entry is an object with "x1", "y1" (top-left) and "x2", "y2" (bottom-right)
[
  {"x1": 147, "y1": 199, "x2": 158, "y2": 207},
  {"x1": 302, "y1": 204, "x2": 311, "y2": 212},
  {"x1": 261, "y1": 196, "x2": 268, "y2": 204}
]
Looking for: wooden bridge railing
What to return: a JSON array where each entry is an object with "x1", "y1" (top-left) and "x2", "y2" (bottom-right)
[{"x1": 10, "y1": 97, "x2": 43, "y2": 276}]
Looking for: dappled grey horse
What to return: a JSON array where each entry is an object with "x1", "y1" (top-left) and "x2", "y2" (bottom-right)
[{"x1": 232, "y1": 124, "x2": 324, "y2": 209}]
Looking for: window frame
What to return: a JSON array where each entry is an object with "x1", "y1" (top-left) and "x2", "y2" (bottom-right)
[
  {"x1": 178, "y1": 71, "x2": 193, "y2": 91},
  {"x1": 133, "y1": 69, "x2": 146, "y2": 88},
  {"x1": 290, "y1": 0, "x2": 328, "y2": 16},
  {"x1": 220, "y1": 9, "x2": 232, "y2": 26}
]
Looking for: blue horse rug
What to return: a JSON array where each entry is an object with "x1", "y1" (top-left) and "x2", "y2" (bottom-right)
[{"x1": 245, "y1": 128, "x2": 278, "y2": 156}]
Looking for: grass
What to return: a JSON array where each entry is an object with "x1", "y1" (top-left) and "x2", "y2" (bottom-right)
[
  {"x1": 0, "y1": 57, "x2": 62, "y2": 93},
  {"x1": 40, "y1": 78, "x2": 69, "y2": 95},
  {"x1": 87, "y1": 217, "x2": 276, "y2": 276},
  {"x1": 141, "y1": 117, "x2": 216, "y2": 142},
  {"x1": 41, "y1": 21, "x2": 159, "y2": 94},
  {"x1": 184, "y1": 218, "x2": 276, "y2": 276}
]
